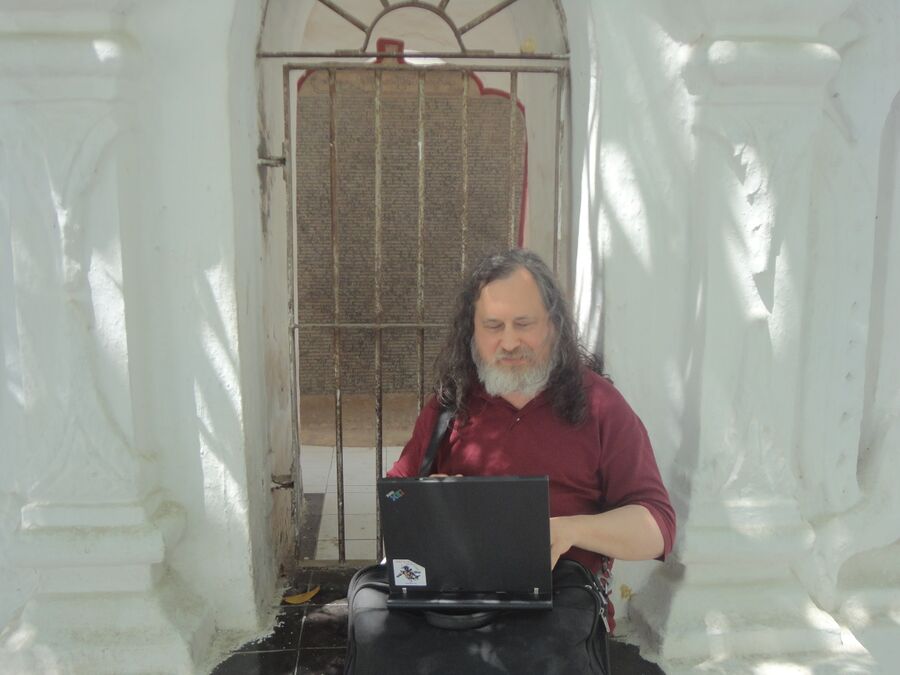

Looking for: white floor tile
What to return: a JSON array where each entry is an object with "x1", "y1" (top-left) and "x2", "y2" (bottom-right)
[
  {"x1": 345, "y1": 539, "x2": 377, "y2": 560},
  {"x1": 383, "y1": 446, "x2": 403, "y2": 466},
  {"x1": 317, "y1": 513, "x2": 377, "y2": 540},
  {"x1": 328, "y1": 465, "x2": 378, "y2": 488},
  {"x1": 300, "y1": 458, "x2": 333, "y2": 476},
  {"x1": 301, "y1": 474, "x2": 329, "y2": 493},
  {"x1": 322, "y1": 491, "x2": 376, "y2": 515},
  {"x1": 314, "y1": 538, "x2": 338, "y2": 560},
  {"x1": 343, "y1": 465, "x2": 376, "y2": 487},
  {"x1": 301, "y1": 444, "x2": 335, "y2": 454},
  {"x1": 346, "y1": 514, "x2": 377, "y2": 539},
  {"x1": 300, "y1": 445, "x2": 334, "y2": 492},
  {"x1": 329, "y1": 484, "x2": 376, "y2": 494},
  {"x1": 313, "y1": 537, "x2": 377, "y2": 561},
  {"x1": 317, "y1": 514, "x2": 337, "y2": 539}
]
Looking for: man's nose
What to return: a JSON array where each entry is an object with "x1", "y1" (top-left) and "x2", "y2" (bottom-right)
[{"x1": 499, "y1": 327, "x2": 520, "y2": 352}]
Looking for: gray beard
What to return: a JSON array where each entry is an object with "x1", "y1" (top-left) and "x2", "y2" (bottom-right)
[{"x1": 471, "y1": 339, "x2": 555, "y2": 399}]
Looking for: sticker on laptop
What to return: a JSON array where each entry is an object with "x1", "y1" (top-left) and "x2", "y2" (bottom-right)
[
  {"x1": 386, "y1": 489, "x2": 405, "y2": 502},
  {"x1": 393, "y1": 559, "x2": 427, "y2": 586}
]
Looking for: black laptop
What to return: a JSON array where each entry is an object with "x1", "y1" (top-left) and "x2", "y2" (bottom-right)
[{"x1": 377, "y1": 475, "x2": 553, "y2": 610}]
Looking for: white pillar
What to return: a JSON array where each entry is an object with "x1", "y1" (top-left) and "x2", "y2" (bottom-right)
[
  {"x1": 629, "y1": 2, "x2": 873, "y2": 670},
  {"x1": 0, "y1": 20, "x2": 210, "y2": 675}
]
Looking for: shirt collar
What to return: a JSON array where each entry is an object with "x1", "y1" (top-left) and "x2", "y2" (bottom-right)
[{"x1": 469, "y1": 380, "x2": 553, "y2": 413}]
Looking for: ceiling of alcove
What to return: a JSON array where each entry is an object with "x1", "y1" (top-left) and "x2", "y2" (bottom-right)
[{"x1": 259, "y1": 0, "x2": 568, "y2": 57}]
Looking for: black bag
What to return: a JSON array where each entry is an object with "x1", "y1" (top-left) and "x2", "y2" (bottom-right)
[
  {"x1": 344, "y1": 558, "x2": 610, "y2": 674},
  {"x1": 343, "y1": 406, "x2": 610, "y2": 673}
]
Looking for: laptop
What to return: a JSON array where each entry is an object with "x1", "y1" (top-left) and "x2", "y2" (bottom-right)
[{"x1": 377, "y1": 475, "x2": 553, "y2": 610}]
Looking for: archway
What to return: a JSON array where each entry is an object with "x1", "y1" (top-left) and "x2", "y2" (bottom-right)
[{"x1": 257, "y1": 0, "x2": 570, "y2": 570}]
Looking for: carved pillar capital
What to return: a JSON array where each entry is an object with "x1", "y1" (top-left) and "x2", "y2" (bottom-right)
[
  {"x1": 696, "y1": 0, "x2": 856, "y2": 40},
  {"x1": 687, "y1": 38, "x2": 843, "y2": 106},
  {"x1": 686, "y1": 0, "x2": 853, "y2": 105},
  {"x1": 0, "y1": 31, "x2": 139, "y2": 103}
]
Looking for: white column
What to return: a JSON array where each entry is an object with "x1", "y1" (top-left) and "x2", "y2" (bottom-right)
[
  {"x1": 0, "y1": 23, "x2": 209, "y2": 675},
  {"x1": 629, "y1": 2, "x2": 872, "y2": 670}
]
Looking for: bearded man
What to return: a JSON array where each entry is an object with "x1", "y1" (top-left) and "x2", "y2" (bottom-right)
[{"x1": 387, "y1": 249, "x2": 675, "y2": 632}]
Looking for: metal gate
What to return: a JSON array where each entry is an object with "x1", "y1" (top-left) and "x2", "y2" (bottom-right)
[{"x1": 258, "y1": 0, "x2": 570, "y2": 567}]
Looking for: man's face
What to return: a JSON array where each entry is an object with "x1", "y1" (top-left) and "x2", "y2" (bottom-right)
[{"x1": 472, "y1": 266, "x2": 555, "y2": 397}]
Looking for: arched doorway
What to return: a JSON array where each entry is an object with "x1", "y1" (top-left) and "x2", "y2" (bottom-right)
[{"x1": 257, "y1": 0, "x2": 571, "y2": 571}]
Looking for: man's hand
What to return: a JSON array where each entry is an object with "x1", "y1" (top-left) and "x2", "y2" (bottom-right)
[
  {"x1": 548, "y1": 506, "x2": 665, "y2": 568},
  {"x1": 549, "y1": 516, "x2": 576, "y2": 569}
]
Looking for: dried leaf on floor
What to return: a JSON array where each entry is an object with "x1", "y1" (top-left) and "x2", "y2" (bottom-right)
[{"x1": 283, "y1": 585, "x2": 320, "y2": 604}]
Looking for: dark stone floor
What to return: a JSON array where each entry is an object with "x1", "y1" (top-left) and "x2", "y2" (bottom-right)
[{"x1": 212, "y1": 567, "x2": 665, "y2": 675}]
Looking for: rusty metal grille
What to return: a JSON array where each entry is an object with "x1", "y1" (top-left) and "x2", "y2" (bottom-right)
[{"x1": 285, "y1": 62, "x2": 566, "y2": 564}]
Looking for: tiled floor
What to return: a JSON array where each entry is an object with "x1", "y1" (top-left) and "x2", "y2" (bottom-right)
[
  {"x1": 212, "y1": 568, "x2": 351, "y2": 675},
  {"x1": 212, "y1": 567, "x2": 667, "y2": 675},
  {"x1": 299, "y1": 445, "x2": 402, "y2": 562}
]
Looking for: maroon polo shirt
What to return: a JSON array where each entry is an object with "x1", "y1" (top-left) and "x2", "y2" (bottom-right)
[{"x1": 388, "y1": 368, "x2": 676, "y2": 632}]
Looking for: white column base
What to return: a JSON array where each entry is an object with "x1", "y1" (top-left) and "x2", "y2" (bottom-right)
[
  {"x1": 629, "y1": 499, "x2": 867, "y2": 669},
  {"x1": 841, "y1": 589, "x2": 900, "y2": 673},
  {"x1": 1, "y1": 573, "x2": 213, "y2": 675},
  {"x1": 834, "y1": 542, "x2": 900, "y2": 669},
  {"x1": 656, "y1": 638, "x2": 876, "y2": 675},
  {"x1": 0, "y1": 495, "x2": 212, "y2": 675}
]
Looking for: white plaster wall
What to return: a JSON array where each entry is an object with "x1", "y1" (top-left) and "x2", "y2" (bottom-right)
[
  {"x1": 793, "y1": 0, "x2": 900, "y2": 615},
  {"x1": 1, "y1": 1, "x2": 275, "y2": 667},
  {"x1": 124, "y1": 0, "x2": 273, "y2": 631},
  {"x1": 797, "y1": 1, "x2": 900, "y2": 524},
  {"x1": 567, "y1": 0, "x2": 900, "y2": 640},
  {"x1": 0, "y1": 4, "x2": 143, "y2": 632},
  {"x1": 0, "y1": 115, "x2": 35, "y2": 631},
  {"x1": 229, "y1": 0, "x2": 277, "y2": 623},
  {"x1": 0, "y1": 495, "x2": 33, "y2": 633},
  {"x1": 565, "y1": 0, "x2": 697, "y2": 615}
]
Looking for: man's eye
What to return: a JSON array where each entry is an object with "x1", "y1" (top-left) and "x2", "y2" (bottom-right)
[{"x1": 514, "y1": 321, "x2": 534, "y2": 329}]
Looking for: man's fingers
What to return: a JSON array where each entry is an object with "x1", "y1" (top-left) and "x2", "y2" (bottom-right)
[
  {"x1": 550, "y1": 548, "x2": 559, "y2": 570},
  {"x1": 549, "y1": 516, "x2": 571, "y2": 569}
]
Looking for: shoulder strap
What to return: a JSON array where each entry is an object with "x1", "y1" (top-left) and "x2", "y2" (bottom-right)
[{"x1": 418, "y1": 406, "x2": 454, "y2": 477}]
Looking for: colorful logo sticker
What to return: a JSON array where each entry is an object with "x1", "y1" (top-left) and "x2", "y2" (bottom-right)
[
  {"x1": 393, "y1": 559, "x2": 427, "y2": 586},
  {"x1": 386, "y1": 489, "x2": 405, "y2": 502}
]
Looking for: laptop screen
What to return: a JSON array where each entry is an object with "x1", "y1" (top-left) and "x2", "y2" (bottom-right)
[{"x1": 377, "y1": 476, "x2": 552, "y2": 609}]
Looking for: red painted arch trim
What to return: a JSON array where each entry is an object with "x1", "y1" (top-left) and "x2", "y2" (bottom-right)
[
  {"x1": 374, "y1": 37, "x2": 406, "y2": 63},
  {"x1": 463, "y1": 68, "x2": 528, "y2": 247}
]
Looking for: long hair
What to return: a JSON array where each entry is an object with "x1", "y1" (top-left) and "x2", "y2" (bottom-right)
[{"x1": 433, "y1": 249, "x2": 604, "y2": 425}]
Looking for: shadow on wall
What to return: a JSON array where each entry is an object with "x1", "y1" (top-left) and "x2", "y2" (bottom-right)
[
  {"x1": 126, "y1": 0, "x2": 270, "y2": 631},
  {"x1": 155, "y1": 204, "x2": 257, "y2": 623},
  {"x1": 569, "y1": 0, "x2": 699, "y2": 632}
]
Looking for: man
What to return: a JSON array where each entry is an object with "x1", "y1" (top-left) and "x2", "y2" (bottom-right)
[{"x1": 387, "y1": 249, "x2": 675, "y2": 632}]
